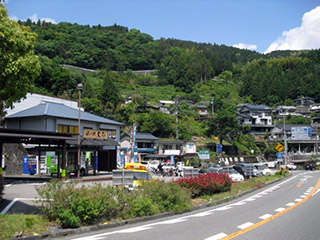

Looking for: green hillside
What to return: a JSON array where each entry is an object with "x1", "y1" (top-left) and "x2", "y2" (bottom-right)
[{"x1": 15, "y1": 20, "x2": 320, "y2": 150}]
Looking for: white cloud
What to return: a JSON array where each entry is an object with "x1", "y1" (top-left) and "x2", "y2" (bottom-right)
[
  {"x1": 233, "y1": 43, "x2": 257, "y2": 51},
  {"x1": 265, "y1": 6, "x2": 320, "y2": 53},
  {"x1": 9, "y1": 13, "x2": 56, "y2": 24},
  {"x1": 30, "y1": 13, "x2": 56, "y2": 24}
]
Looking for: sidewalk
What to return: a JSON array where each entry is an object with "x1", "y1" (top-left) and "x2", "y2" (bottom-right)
[{"x1": 3, "y1": 172, "x2": 113, "y2": 183}]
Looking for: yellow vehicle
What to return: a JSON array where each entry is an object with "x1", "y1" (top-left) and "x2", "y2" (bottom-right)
[{"x1": 124, "y1": 163, "x2": 153, "y2": 187}]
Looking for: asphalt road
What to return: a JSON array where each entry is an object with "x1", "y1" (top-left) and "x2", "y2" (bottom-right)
[{"x1": 55, "y1": 171, "x2": 320, "y2": 240}]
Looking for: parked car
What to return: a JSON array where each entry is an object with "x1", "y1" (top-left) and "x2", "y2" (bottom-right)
[
  {"x1": 218, "y1": 167, "x2": 244, "y2": 182},
  {"x1": 286, "y1": 163, "x2": 297, "y2": 170},
  {"x1": 255, "y1": 164, "x2": 272, "y2": 176},
  {"x1": 199, "y1": 168, "x2": 219, "y2": 174},
  {"x1": 305, "y1": 162, "x2": 316, "y2": 171},
  {"x1": 147, "y1": 160, "x2": 160, "y2": 170},
  {"x1": 233, "y1": 163, "x2": 260, "y2": 179}
]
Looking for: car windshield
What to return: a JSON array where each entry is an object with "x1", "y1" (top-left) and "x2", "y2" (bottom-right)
[{"x1": 133, "y1": 172, "x2": 152, "y2": 181}]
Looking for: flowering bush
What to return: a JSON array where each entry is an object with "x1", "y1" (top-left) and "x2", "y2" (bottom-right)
[{"x1": 174, "y1": 172, "x2": 232, "y2": 198}]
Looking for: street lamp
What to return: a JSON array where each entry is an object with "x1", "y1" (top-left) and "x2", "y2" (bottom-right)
[{"x1": 77, "y1": 83, "x2": 83, "y2": 178}]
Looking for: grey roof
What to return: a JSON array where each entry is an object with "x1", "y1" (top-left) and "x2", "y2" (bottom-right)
[
  {"x1": 5, "y1": 102, "x2": 124, "y2": 126},
  {"x1": 245, "y1": 104, "x2": 271, "y2": 110},
  {"x1": 125, "y1": 132, "x2": 158, "y2": 140}
]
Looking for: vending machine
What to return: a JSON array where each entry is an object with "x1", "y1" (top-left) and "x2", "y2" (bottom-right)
[{"x1": 22, "y1": 155, "x2": 38, "y2": 175}]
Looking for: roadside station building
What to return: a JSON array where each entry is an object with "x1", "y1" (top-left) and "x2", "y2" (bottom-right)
[{"x1": 3, "y1": 100, "x2": 124, "y2": 176}]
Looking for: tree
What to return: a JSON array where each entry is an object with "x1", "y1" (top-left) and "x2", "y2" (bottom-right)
[
  {"x1": 206, "y1": 105, "x2": 240, "y2": 144},
  {"x1": 100, "y1": 71, "x2": 122, "y2": 112},
  {"x1": 0, "y1": 5, "x2": 40, "y2": 116}
]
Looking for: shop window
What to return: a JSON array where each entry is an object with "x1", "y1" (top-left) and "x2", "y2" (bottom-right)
[{"x1": 58, "y1": 124, "x2": 79, "y2": 134}]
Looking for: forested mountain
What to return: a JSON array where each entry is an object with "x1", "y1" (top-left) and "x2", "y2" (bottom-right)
[
  {"x1": 20, "y1": 20, "x2": 320, "y2": 106},
  {"x1": 20, "y1": 20, "x2": 262, "y2": 74},
  {"x1": 15, "y1": 20, "x2": 320, "y2": 143}
]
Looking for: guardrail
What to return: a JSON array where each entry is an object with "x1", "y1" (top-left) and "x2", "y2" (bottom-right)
[
  {"x1": 183, "y1": 168, "x2": 199, "y2": 177},
  {"x1": 112, "y1": 170, "x2": 133, "y2": 187}
]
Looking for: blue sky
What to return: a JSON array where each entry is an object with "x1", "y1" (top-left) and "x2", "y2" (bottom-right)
[{"x1": 4, "y1": 0, "x2": 320, "y2": 53}]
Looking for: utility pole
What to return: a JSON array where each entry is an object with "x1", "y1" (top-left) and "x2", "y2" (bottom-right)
[
  {"x1": 279, "y1": 108, "x2": 288, "y2": 166},
  {"x1": 77, "y1": 83, "x2": 83, "y2": 178},
  {"x1": 175, "y1": 97, "x2": 179, "y2": 140},
  {"x1": 211, "y1": 96, "x2": 214, "y2": 115}
]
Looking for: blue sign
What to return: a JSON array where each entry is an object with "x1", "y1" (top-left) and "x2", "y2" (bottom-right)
[
  {"x1": 170, "y1": 155, "x2": 175, "y2": 164},
  {"x1": 216, "y1": 144, "x2": 222, "y2": 153},
  {"x1": 23, "y1": 156, "x2": 29, "y2": 174},
  {"x1": 276, "y1": 152, "x2": 283, "y2": 159}
]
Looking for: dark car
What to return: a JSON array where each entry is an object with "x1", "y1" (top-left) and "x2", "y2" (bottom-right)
[
  {"x1": 305, "y1": 162, "x2": 316, "y2": 171},
  {"x1": 233, "y1": 163, "x2": 260, "y2": 179},
  {"x1": 199, "y1": 168, "x2": 219, "y2": 174}
]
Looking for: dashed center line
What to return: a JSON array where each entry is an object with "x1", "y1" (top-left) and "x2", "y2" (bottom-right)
[
  {"x1": 259, "y1": 214, "x2": 272, "y2": 220},
  {"x1": 205, "y1": 232, "x2": 228, "y2": 240},
  {"x1": 238, "y1": 222, "x2": 254, "y2": 229},
  {"x1": 275, "y1": 207, "x2": 286, "y2": 212}
]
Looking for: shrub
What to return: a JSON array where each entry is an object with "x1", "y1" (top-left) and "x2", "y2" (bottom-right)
[
  {"x1": 36, "y1": 180, "x2": 120, "y2": 228},
  {"x1": 36, "y1": 179, "x2": 192, "y2": 228},
  {"x1": 174, "y1": 173, "x2": 232, "y2": 198},
  {"x1": 141, "y1": 180, "x2": 191, "y2": 213}
]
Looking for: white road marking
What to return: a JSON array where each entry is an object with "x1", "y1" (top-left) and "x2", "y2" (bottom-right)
[
  {"x1": 312, "y1": 189, "x2": 320, "y2": 196},
  {"x1": 231, "y1": 201, "x2": 246, "y2": 206},
  {"x1": 0, "y1": 198, "x2": 18, "y2": 214},
  {"x1": 286, "y1": 202, "x2": 295, "y2": 207},
  {"x1": 211, "y1": 206, "x2": 232, "y2": 211},
  {"x1": 246, "y1": 197, "x2": 256, "y2": 201},
  {"x1": 275, "y1": 207, "x2": 286, "y2": 212},
  {"x1": 189, "y1": 211, "x2": 212, "y2": 217},
  {"x1": 205, "y1": 232, "x2": 228, "y2": 240},
  {"x1": 295, "y1": 198, "x2": 302, "y2": 202},
  {"x1": 116, "y1": 226, "x2": 153, "y2": 233},
  {"x1": 259, "y1": 214, "x2": 272, "y2": 219},
  {"x1": 159, "y1": 218, "x2": 188, "y2": 224},
  {"x1": 238, "y1": 222, "x2": 254, "y2": 229}
]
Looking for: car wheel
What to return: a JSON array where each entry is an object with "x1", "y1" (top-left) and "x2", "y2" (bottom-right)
[{"x1": 80, "y1": 169, "x2": 86, "y2": 176}]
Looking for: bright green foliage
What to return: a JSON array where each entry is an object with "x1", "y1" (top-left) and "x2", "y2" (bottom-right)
[
  {"x1": 240, "y1": 57, "x2": 320, "y2": 105},
  {"x1": 140, "y1": 180, "x2": 191, "y2": 213},
  {"x1": 233, "y1": 134, "x2": 259, "y2": 156},
  {"x1": 36, "y1": 179, "x2": 191, "y2": 228},
  {"x1": 134, "y1": 111, "x2": 175, "y2": 138},
  {"x1": 0, "y1": 5, "x2": 40, "y2": 115},
  {"x1": 207, "y1": 104, "x2": 240, "y2": 144}
]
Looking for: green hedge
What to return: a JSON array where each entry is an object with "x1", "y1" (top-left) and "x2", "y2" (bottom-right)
[{"x1": 36, "y1": 179, "x2": 191, "y2": 228}]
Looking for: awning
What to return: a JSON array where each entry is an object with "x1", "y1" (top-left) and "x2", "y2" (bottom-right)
[
  {"x1": 0, "y1": 128, "x2": 75, "y2": 144},
  {"x1": 66, "y1": 138, "x2": 120, "y2": 147}
]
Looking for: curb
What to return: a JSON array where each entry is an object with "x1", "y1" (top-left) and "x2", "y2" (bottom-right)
[{"x1": 10, "y1": 176, "x2": 289, "y2": 240}]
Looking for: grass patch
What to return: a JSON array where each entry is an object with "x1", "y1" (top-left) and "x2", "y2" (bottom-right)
[{"x1": 0, "y1": 214, "x2": 53, "y2": 240}]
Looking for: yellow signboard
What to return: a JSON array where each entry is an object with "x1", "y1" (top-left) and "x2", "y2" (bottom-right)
[
  {"x1": 83, "y1": 129, "x2": 108, "y2": 140},
  {"x1": 275, "y1": 143, "x2": 284, "y2": 152}
]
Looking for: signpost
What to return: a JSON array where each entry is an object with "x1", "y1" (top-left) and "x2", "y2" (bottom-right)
[
  {"x1": 199, "y1": 150, "x2": 210, "y2": 160},
  {"x1": 291, "y1": 126, "x2": 312, "y2": 140},
  {"x1": 275, "y1": 143, "x2": 284, "y2": 152},
  {"x1": 216, "y1": 144, "x2": 223, "y2": 154}
]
